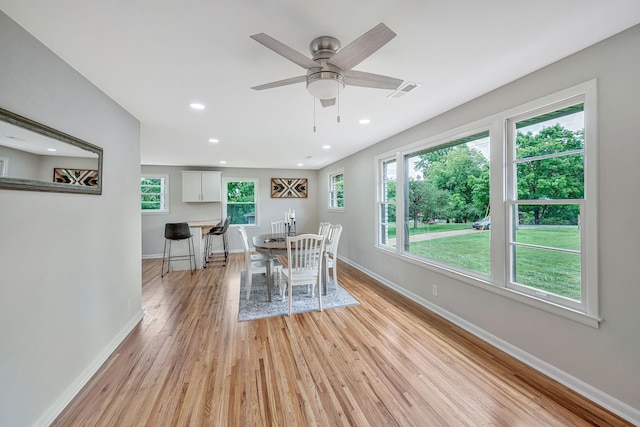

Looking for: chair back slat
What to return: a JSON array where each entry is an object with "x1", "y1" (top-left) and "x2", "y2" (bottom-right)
[
  {"x1": 327, "y1": 224, "x2": 343, "y2": 256},
  {"x1": 271, "y1": 220, "x2": 287, "y2": 234},
  {"x1": 318, "y1": 222, "x2": 331, "y2": 237},
  {"x1": 287, "y1": 234, "x2": 325, "y2": 275}
]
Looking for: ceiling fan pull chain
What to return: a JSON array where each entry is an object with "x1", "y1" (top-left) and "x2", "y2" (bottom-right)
[
  {"x1": 313, "y1": 98, "x2": 317, "y2": 133},
  {"x1": 337, "y1": 82, "x2": 341, "y2": 123}
]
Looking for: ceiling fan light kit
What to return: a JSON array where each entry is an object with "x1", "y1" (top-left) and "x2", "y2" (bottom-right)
[{"x1": 306, "y1": 69, "x2": 344, "y2": 99}]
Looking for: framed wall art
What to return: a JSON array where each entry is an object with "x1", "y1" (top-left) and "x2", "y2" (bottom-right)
[
  {"x1": 53, "y1": 168, "x2": 100, "y2": 187},
  {"x1": 271, "y1": 178, "x2": 307, "y2": 198}
]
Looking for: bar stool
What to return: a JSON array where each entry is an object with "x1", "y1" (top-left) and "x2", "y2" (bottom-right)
[
  {"x1": 204, "y1": 217, "x2": 230, "y2": 267},
  {"x1": 161, "y1": 222, "x2": 196, "y2": 277}
]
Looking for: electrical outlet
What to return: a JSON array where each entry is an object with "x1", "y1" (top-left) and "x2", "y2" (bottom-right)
[{"x1": 432, "y1": 285, "x2": 438, "y2": 296}]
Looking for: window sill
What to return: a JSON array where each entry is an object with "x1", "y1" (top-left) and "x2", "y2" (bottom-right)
[{"x1": 141, "y1": 210, "x2": 170, "y2": 215}]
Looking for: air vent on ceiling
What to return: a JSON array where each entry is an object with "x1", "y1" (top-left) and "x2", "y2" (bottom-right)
[{"x1": 388, "y1": 82, "x2": 421, "y2": 99}]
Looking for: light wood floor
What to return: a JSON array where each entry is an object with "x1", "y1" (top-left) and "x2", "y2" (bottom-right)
[{"x1": 53, "y1": 255, "x2": 630, "y2": 426}]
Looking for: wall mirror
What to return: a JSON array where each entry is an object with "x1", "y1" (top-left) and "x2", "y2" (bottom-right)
[{"x1": 0, "y1": 107, "x2": 103, "y2": 194}]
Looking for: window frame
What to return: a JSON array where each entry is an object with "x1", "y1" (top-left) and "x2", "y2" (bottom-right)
[
  {"x1": 223, "y1": 177, "x2": 259, "y2": 227},
  {"x1": 505, "y1": 94, "x2": 596, "y2": 315},
  {"x1": 375, "y1": 155, "x2": 399, "y2": 250},
  {"x1": 328, "y1": 168, "x2": 345, "y2": 211},
  {"x1": 140, "y1": 174, "x2": 169, "y2": 214},
  {"x1": 0, "y1": 156, "x2": 8, "y2": 177},
  {"x1": 374, "y1": 80, "x2": 599, "y2": 327}
]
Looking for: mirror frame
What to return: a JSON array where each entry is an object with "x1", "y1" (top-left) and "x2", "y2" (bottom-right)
[{"x1": 0, "y1": 107, "x2": 103, "y2": 195}]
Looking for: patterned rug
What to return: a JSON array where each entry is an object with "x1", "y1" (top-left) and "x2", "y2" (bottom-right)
[{"x1": 238, "y1": 272, "x2": 359, "y2": 321}]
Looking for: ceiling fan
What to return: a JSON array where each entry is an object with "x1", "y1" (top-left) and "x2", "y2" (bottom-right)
[{"x1": 250, "y1": 23, "x2": 403, "y2": 107}]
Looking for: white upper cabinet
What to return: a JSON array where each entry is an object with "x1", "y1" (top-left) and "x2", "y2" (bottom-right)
[{"x1": 182, "y1": 171, "x2": 221, "y2": 202}]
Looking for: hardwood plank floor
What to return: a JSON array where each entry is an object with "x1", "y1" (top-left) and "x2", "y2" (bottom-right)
[{"x1": 52, "y1": 255, "x2": 631, "y2": 426}]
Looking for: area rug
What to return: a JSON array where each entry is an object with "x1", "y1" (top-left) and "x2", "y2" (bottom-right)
[{"x1": 238, "y1": 272, "x2": 359, "y2": 321}]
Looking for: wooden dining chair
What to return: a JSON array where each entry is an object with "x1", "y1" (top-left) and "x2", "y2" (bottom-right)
[
  {"x1": 238, "y1": 226, "x2": 280, "y2": 299},
  {"x1": 270, "y1": 220, "x2": 287, "y2": 234},
  {"x1": 325, "y1": 224, "x2": 343, "y2": 287},
  {"x1": 280, "y1": 233, "x2": 326, "y2": 316},
  {"x1": 318, "y1": 221, "x2": 331, "y2": 237}
]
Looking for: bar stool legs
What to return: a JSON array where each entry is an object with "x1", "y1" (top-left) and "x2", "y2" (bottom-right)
[
  {"x1": 161, "y1": 222, "x2": 196, "y2": 277},
  {"x1": 204, "y1": 217, "x2": 230, "y2": 268}
]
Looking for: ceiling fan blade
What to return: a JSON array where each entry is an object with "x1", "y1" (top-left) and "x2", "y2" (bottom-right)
[
  {"x1": 250, "y1": 33, "x2": 318, "y2": 69},
  {"x1": 251, "y1": 75, "x2": 306, "y2": 91},
  {"x1": 328, "y1": 23, "x2": 396, "y2": 71},
  {"x1": 320, "y1": 98, "x2": 336, "y2": 108},
  {"x1": 344, "y1": 70, "x2": 403, "y2": 90}
]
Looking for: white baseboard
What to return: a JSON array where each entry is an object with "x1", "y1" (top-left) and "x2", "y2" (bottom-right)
[
  {"x1": 34, "y1": 310, "x2": 144, "y2": 427},
  {"x1": 339, "y1": 256, "x2": 640, "y2": 426}
]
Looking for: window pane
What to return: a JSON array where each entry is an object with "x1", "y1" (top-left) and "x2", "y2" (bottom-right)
[
  {"x1": 227, "y1": 181, "x2": 255, "y2": 202},
  {"x1": 410, "y1": 230, "x2": 490, "y2": 275},
  {"x1": 142, "y1": 200, "x2": 161, "y2": 210},
  {"x1": 516, "y1": 104, "x2": 584, "y2": 159},
  {"x1": 228, "y1": 203, "x2": 256, "y2": 225},
  {"x1": 379, "y1": 203, "x2": 395, "y2": 248},
  {"x1": 226, "y1": 180, "x2": 257, "y2": 225},
  {"x1": 516, "y1": 153, "x2": 584, "y2": 200},
  {"x1": 513, "y1": 245, "x2": 581, "y2": 301},
  {"x1": 382, "y1": 159, "x2": 396, "y2": 202},
  {"x1": 141, "y1": 176, "x2": 167, "y2": 211},
  {"x1": 404, "y1": 132, "x2": 490, "y2": 276},
  {"x1": 330, "y1": 173, "x2": 344, "y2": 208},
  {"x1": 515, "y1": 204, "x2": 581, "y2": 250}
]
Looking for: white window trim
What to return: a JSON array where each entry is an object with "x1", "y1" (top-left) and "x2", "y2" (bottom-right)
[
  {"x1": 375, "y1": 154, "x2": 399, "y2": 251},
  {"x1": 223, "y1": 177, "x2": 260, "y2": 226},
  {"x1": 328, "y1": 168, "x2": 345, "y2": 212},
  {"x1": 141, "y1": 174, "x2": 170, "y2": 214},
  {"x1": 374, "y1": 80, "x2": 600, "y2": 328},
  {"x1": 504, "y1": 88, "x2": 597, "y2": 317},
  {"x1": 0, "y1": 156, "x2": 8, "y2": 177}
]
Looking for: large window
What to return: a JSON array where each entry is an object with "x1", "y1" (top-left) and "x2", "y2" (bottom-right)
[
  {"x1": 376, "y1": 82, "x2": 598, "y2": 323},
  {"x1": 377, "y1": 158, "x2": 397, "y2": 248},
  {"x1": 403, "y1": 132, "x2": 491, "y2": 277},
  {"x1": 141, "y1": 175, "x2": 169, "y2": 212},
  {"x1": 225, "y1": 178, "x2": 258, "y2": 225},
  {"x1": 507, "y1": 100, "x2": 588, "y2": 311},
  {"x1": 328, "y1": 169, "x2": 344, "y2": 210}
]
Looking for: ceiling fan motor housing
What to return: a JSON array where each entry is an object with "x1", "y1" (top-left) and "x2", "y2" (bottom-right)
[{"x1": 307, "y1": 36, "x2": 344, "y2": 99}]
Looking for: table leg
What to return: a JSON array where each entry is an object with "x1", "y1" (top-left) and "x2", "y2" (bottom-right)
[
  {"x1": 266, "y1": 258, "x2": 273, "y2": 302},
  {"x1": 322, "y1": 252, "x2": 327, "y2": 296}
]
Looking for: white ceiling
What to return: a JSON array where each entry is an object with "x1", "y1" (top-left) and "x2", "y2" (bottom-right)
[{"x1": 2, "y1": 1, "x2": 640, "y2": 170}]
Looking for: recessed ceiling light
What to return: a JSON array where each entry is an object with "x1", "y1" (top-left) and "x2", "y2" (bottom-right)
[
  {"x1": 47, "y1": 148, "x2": 56, "y2": 152},
  {"x1": 322, "y1": 145, "x2": 331, "y2": 150},
  {"x1": 190, "y1": 103, "x2": 206, "y2": 110},
  {"x1": 297, "y1": 163, "x2": 304, "y2": 167},
  {"x1": 209, "y1": 138, "x2": 219, "y2": 143},
  {"x1": 219, "y1": 160, "x2": 226, "y2": 164},
  {"x1": 359, "y1": 118, "x2": 371, "y2": 125}
]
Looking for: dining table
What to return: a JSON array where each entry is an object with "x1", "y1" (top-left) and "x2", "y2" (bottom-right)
[{"x1": 252, "y1": 233, "x2": 329, "y2": 302}]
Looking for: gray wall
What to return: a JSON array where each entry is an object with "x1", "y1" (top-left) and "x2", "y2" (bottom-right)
[
  {"x1": 0, "y1": 11, "x2": 142, "y2": 427},
  {"x1": 0, "y1": 145, "x2": 39, "y2": 180},
  {"x1": 319, "y1": 24, "x2": 640, "y2": 422},
  {"x1": 141, "y1": 165, "x2": 319, "y2": 257}
]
